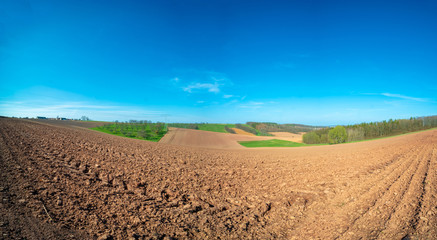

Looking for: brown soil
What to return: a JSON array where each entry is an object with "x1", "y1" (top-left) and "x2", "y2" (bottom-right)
[
  {"x1": 159, "y1": 127, "x2": 272, "y2": 149},
  {"x1": 231, "y1": 128, "x2": 255, "y2": 136},
  {"x1": 1, "y1": 118, "x2": 436, "y2": 239}
]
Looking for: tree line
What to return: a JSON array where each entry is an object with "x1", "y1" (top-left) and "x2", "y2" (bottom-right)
[{"x1": 303, "y1": 116, "x2": 437, "y2": 144}]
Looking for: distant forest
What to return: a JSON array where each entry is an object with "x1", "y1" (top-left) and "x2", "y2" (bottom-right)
[
  {"x1": 247, "y1": 122, "x2": 323, "y2": 134},
  {"x1": 302, "y1": 116, "x2": 437, "y2": 144}
]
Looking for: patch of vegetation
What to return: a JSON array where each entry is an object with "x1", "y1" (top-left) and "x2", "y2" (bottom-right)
[
  {"x1": 92, "y1": 120, "x2": 167, "y2": 142},
  {"x1": 198, "y1": 124, "x2": 236, "y2": 133},
  {"x1": 303, "y1": 115, "x2": 437, "y2": 144},
  {"x1": 328, "y1": 126, "x2": 347, "y2": 144},
  {"x1": 302, "y1": 131, "x2": 321, "y2": 144},
  {"x1": 238, "y1": 139, "x2": 306, "y2": 148}
]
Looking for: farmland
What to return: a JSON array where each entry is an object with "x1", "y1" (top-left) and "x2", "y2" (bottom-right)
[
  {"x1": 168, "y1": 123, "x2": 235, "y2": 133},
  {"x1": 168, "y1": 123, "x2": 272, "y2": 136},
  {"x1": 1, "y1": 118, "x2": 437, "y2": 239}
]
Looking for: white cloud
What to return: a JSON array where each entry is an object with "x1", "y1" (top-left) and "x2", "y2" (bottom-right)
[
  {"x1": 172, "y1": 69, "x2": 233, "y2": 95},
  {"x1": 223, "y1": 95, "x2": 233, "y2": 98},
  {"x1": 381, "y1": 93, "x2": 427, "y2": 102},
  {"x1": 183, "y1": 82, "x2": 220, "y2": 93},
  {"x1": 238, "y1": 101, "x2": 265, "y2": 109},
  {"x1": 251, "y1": 102, "x2": 264, "y2": 105}
]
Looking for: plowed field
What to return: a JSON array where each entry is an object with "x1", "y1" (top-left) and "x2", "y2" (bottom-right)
[
  {"x1": 159, "y1": 127, "x2": 273, "y2": 149},
  {"x1": 1, "y1": 118, "x2": 436, "y2": 239}
]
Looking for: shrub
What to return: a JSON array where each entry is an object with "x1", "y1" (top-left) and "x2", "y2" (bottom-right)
[
  {"x1": 137, "y1": 130, "x2": 147, "y2": 139},
  {"x1": 302, "y1": 131, "x2": 320, "y2": 144},
  {"x1": 320, "y1": 134, "x2": 328, "y2": 143},
  {"x1": 328, "y1": 126, "x2": 347, "y2": 144}
]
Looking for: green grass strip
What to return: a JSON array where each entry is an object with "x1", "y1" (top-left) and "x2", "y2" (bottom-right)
[
  {"x1": 197, "y1": 124, "x2": 236, "y2": 133},
  {"x1": 239, "y1": 139, "x2": 306, "y2": 148}
]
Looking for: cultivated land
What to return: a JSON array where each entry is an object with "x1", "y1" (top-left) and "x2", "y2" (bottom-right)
[
  {"x1": 231, "y1": 128, "x2": 255, "y2": 136},
  {"x1": 159, "y1": 127, "x2": 273, "y2": 149},
  {"x1": 1, "y1": 118, "x2": 436, "y2": 239},
  {"x1": 268, "y1": 132, "x2": 304, "y2": 143}
]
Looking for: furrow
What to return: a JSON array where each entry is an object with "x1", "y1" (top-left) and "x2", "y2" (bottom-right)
[
  {"x1": 292, "y1": 144, "x2": 423, "y2": 239},
  {"x1": 333, "y1": 144, "x2": 425, "y2": 239},
  {"x1": 375, "y1": 144, "x2": 432, "y2": 239},
  {"x1": 337, "y1": 143, "x2": 428, "y2": 239},
  {"x1": 343, "y1": 149, "x2": 412, "y2": 201},
  {"x1": 410, "y1": 145, "x2": 437, "y2": 238}
]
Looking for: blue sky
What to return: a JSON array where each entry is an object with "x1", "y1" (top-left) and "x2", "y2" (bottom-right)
[{"x1": 1, "y1": 0, "x2": 436, "y2": 125}]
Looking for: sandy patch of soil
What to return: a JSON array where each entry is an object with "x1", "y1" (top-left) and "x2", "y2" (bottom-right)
[
  {"x1": 268, "y1": 131, "x2": 304, "y2": 143},
  {"x1": 159, "y1": 127, "x2": 270, "y2": 149},
  {"x1": 231, "y1": 128, "x2": 255, "y2": 136}
]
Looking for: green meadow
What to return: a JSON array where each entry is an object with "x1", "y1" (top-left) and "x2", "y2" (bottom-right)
[{"x1": 238, "y1": 139, "x2": 306, "y2": 148}]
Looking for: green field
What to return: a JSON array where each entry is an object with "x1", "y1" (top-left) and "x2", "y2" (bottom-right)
[
  {"x1": 92, "y1": 122, "x2": 167, "y2": 142},
  {"x1": 238, "y1": 139, "x2": 306, "y2": 148},
  {"x1": 198, "y1": 124, "x2": 236, "y2": 133}
]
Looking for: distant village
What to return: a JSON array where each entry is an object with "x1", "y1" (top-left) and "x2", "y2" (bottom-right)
[
  {"x1": 37, "y1": 116, "x2": 70, "y2": 120},
  {"x1": 10, "y1": 116, "x2": 91, "y2": 121}
]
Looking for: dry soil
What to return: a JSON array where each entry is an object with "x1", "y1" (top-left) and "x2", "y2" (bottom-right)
[{"x1": 1, "y1": 118, "x2": 436, "y2": 239}]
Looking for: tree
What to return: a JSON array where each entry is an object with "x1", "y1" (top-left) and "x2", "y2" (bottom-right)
[
  {"x1": 81, "y1": 116, "x2": 90, "y2": 121},
  {"x1": 346, "y1": 127, "x2": 364, "y2": 142},
  {"x1": 302, "y1": 131, "x2": 320, "y2": 144},
  {"x1": 328, "y1": 125, "x2": 347, "y2": 144}
]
